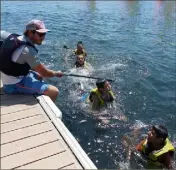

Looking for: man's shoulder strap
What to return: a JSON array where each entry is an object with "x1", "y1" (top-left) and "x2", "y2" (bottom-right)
[
  {"x1": 10, "y1": 33, "x2": 38, "y2": 53},
  {"x1": 25, "y1": 41, "x2": 38, "y2": 53}
]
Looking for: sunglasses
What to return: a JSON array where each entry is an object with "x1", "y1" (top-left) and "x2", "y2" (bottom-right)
[
  {"x1": 36, "y1": 32, "x2": 46, "y2": 37},
  {"x1": 32, "y1": 30, "x2": 46, "y2": 37}
]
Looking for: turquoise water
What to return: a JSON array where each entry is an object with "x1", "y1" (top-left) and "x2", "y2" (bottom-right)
[{"x1": 2, "y1": 1, "x2": 176, "y2": 168}]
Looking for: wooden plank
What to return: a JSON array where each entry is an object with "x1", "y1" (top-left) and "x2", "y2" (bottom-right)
[
  {"x1": 1, "y1": 105, "x2": 43, "y2": 124},
  {"x1": 1, "y1": 141, "x2": 67, "y2": 169},
  {"x1": 1, "y1": 95, "x2": 36, "y2": 107},
  {"x1": 0, "y1": 94, "x2": 35, "y2": 102},
  {"x1": 1, "y1": 114, "x2": 48, "y2": 133},
  {"x1": 1, "y1": 101, "x2": 39, "y2": 115},
  {"x1": 1, "y1": 130, "x2": 60, "y2": 158},
  {"x1": 61, "y1": 163, "x2": 83, "y2": 169},
  {"x1": 0, "y1": 90, "x2": 94, "y2": 169},
  {"x1": 1, "y1": 122, "x2": 54, "y2": 144},
  {"x1": 37, "y1": 95, "x2": 62, "y2": 119},
  {"x1": 43, "y1": 114, "x2": 97, "y2": 169},
  {"x1": 16, "y1": 151, "x2": 82, "y2": 169}
]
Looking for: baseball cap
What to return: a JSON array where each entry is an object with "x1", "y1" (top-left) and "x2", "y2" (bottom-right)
[{"x1": 26, "y1": 19, "x2": 50, "y2": 33}]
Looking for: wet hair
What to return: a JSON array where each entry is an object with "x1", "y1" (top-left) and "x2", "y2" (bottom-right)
[
  {"x1": 152, "y1": 125, "x2": 168, "y2": 140},
  {"x1": 23, "y1": 30, "x2": 35, "y2": 36},
  {"x1": 77, "y1": 41, "x2": 83, "y2": 47},
  {"x1": 96, "y1": 79, "x2": 106, "y2": 89},
  {"x1": 77, "y1": 54, "x2": 84, "y2": 60}
]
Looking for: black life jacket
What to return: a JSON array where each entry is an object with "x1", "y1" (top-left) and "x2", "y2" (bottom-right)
[{"x1": 0, "y1": 33, "x2": 38, "y2": 77}]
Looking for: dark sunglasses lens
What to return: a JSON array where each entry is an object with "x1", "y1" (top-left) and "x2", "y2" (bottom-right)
[{"x1": 38, "y1": 32, "x2": 46, "y2": 37}]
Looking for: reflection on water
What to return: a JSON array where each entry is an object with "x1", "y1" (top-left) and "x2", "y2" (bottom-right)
[
  {"x1": 86, "y1": 0, "x2": 96, "y2": 11},
  {"x1": 126, "y1": 0, "x2": 140, "y2": 16}
]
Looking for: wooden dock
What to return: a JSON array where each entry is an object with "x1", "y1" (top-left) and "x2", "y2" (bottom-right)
[{"x1": 0, "y1": 80, "x2": 97, "y2": 169}]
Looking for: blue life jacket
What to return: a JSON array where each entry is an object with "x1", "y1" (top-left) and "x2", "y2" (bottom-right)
[{"x1": 0, "y1": 33, "x2": 38, "y2": 77}]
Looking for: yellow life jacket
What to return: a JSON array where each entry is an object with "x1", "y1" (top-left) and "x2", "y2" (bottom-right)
[
  {"x1": 74, "y1": 49, "x2": 87, "y2": 57},
  {"x1": 141, "y1": 138, "x2": 175, "y2": 166},
  {"x1": 83, "y1": 61, "x2": 89, "y2": 68},
  {"x1": 89, "y1": 88, "x2": 115, "y2": 105}
]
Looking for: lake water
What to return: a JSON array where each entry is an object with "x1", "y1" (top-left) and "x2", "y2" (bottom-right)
[{"x1": 1, "y1": 1, "x2": 176, "y2": 169}]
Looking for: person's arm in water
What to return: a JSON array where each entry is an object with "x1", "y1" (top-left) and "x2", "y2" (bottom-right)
[
  {"x1": 136, "y1": 139, "x2": 146, "y2": 151},
  {"x1": 33, "y1": 63, "x2": 63, "y2": 78}
]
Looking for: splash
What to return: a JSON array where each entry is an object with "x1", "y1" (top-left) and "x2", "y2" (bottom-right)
[{"x1": 130, "y1": 120, "x2": 149, "y2": 130}]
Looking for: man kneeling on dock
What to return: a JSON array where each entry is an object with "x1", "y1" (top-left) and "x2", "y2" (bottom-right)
[{"x1": 0, "y1": 19, "x2": 63, "y2": 101}]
